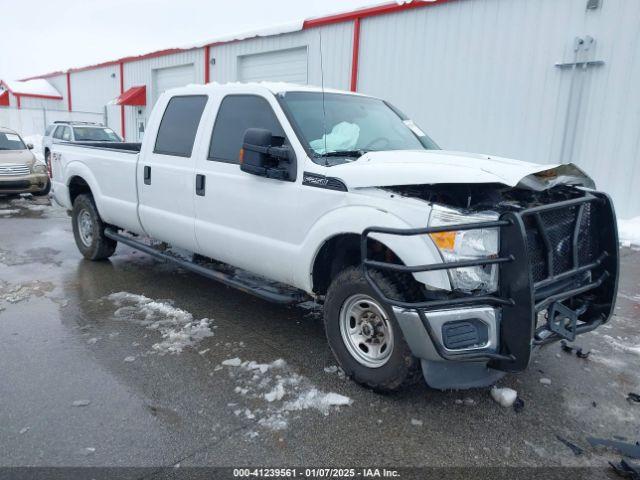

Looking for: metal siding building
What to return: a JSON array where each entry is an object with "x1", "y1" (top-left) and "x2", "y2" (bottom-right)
[{"x1": 19, "y1": 0, "x2": 640, "y2": 218}]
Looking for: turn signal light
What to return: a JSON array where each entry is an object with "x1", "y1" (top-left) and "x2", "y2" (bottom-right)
[
  {"x1": 429, "y1": 231, "x2": 456, "y2": 250},
  {"x1": 239, "y1": 148, "x2": 245, "y2": 164}
]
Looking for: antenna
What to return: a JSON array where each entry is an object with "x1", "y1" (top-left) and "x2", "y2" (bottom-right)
[{"x1": 318, "y1": 29, "x2": 328, "y2": 163}]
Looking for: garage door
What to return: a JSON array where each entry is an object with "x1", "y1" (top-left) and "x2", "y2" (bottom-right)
[
  {"x1": 152, "y1": 64, "x2": 196, "y2": 105},
  {"x1": 238, "y1": 47, "x2": 308, "y2": 84}
]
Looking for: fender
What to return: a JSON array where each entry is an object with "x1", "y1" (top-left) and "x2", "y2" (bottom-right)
[
  {"x1": 293, "y1": 205, "x2": 450, "y2": 293},
  {"x1": 62, "y1": 156, "x2": 144, "y2": 235}
]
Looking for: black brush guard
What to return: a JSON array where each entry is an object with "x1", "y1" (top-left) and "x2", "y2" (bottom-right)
[{"x1": 361, "y1": 191, "x2": 619, "y2": 372}]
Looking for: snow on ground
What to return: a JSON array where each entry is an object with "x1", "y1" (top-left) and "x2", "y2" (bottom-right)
[
  {"x1": 22, "y1": 134, "x2": 44, "y2": 162},
  {"x1": 618, "y1": 217, "x2": 640, "y2": 247},
  {"x1": 219, "y1": 357, "x2": 353, "y2": 432},
  {"x1": 600, "y1": 333, "x2": 640, "y2": 357},
  {"x1": 5, "y1": 196, "x2": 47, "y2": 211},
  {"x1": 490, "y1": 386, "x2": 517, "y2": 408},
  {"x1": 105, "y1": 292, "x2": 214, "y2": 354}
]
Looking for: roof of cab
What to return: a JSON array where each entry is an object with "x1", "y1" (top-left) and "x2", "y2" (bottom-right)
[
  {"x1": 0, "y1": 126, "x2": 18, "y2": 135},
  {"x1": 165, "y1": 81, "x2": 371, "y2": 98}
]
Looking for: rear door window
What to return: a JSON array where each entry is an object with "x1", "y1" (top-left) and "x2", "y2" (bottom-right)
[
  {"x1": 208, "y1": 95, "x2": 285, "y2": 164},
  {"x1": 154, "y1": 95, "x2": 208, "y2": 157}
]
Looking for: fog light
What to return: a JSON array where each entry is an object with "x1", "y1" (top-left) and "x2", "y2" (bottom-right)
[{"x1": 441, "y1": 319, "x2": 489, "y2": 350}]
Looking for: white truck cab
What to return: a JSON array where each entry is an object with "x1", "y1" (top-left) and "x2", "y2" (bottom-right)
[{"x1": 51, "y1": 82, "x2": 619, "y2": 391}]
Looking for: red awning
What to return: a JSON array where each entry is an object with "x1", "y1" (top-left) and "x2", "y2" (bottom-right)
[
  {"x1": 116, "y1": 86, "x2": 146, "y2": 106},
  {"x1": 0, "y1": 90, "x2": 9, "y2": 106}
]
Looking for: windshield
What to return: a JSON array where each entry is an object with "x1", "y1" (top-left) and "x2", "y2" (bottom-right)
[
  {"x1": 73, "y1": 127, "x2": 122, "y2": 142},
  {"x1": 279, "y1": 92, "x2": 438, "y2": 165},
  {"x1": 0, "y1": 132, "x2": 27, "y2": 151}
]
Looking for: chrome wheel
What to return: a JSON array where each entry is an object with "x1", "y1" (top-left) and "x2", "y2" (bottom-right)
[
  {"x1": 77, "y1": 209, "x2": 94, "y2": 247},
  {"x1": 339, "y1": 294, "x2": 394, "y2": 368}
]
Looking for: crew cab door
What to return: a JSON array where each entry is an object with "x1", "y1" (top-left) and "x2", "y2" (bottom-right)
[
  {"x1": 193, "y1": 93, "x2": 301, "y2": 285},
  {"x1": 137, "y1": 94, "x2": 208, "y2": 251}
]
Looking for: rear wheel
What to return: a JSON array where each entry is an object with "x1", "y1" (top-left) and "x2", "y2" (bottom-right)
[
  {"x1": 324, "y1": 266, "x2": 420, "y2": 392},
  {"x1": 71, "y1": 194, "x2": 117, "y2": 260}
]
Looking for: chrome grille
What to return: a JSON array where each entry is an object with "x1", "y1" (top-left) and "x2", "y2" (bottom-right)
[{"x1": 0, "y1": 164, "x2": 30, "y2": 176}]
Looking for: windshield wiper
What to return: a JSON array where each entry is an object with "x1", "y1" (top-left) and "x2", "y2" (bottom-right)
[{"x1": 314, "y1": 150, "x2": 367, "y2": 158}]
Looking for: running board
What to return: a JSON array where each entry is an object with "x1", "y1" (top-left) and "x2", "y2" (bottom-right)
[{"x1": 104, "y1": 228, "x2": 308, "y2": 305}]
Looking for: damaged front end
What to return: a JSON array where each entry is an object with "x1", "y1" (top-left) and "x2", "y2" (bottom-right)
[{"x1": 361, "y1": 167, "x2": 619, "y2": 387}]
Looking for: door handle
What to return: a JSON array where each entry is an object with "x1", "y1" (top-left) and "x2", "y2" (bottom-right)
[
  {"x1": 195, "y1": 174, "x2": 206, "y2": 196},
  {"x1": 143, "y1": 166, "x2": 151, "y2": 185}
]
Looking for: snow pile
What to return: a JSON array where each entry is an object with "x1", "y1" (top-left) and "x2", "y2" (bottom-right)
[
  {"x1": 106, "y1": 292, "x2": 213, "y2": 354},
  {"x1": 221, "y1": 358, "x2": 353, "y2": 431},
  {"x1": 22, "y1": 134, "x2": 44, "y2": 162},
  {"x1": 490, "y1": 386, "x2": 517, "y2": 408},
  {"x1": 601, "y1": 334, "x2": 640, "y2": 357},
  {"x1": 618, "y1": 217, "x2": 640, "y2": 247},
  {"x1": 152, "y1": 318, "x2": 213, "y2": 354},
  {"x1": 0, "y1": 280, "x2": 54, "y2": 304},
  {"x1": 6, "y1": 196, "x2": 49, "y2": 211}
]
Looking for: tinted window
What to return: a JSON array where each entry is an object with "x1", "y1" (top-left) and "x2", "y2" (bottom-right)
[
  {"x1": 73, "y1": 127, "x2": 121, "y2": 142},
  {"x1": 209, "y1": 95, "x2": 285, "y2": 163},
  {"x1": 45, "y1": 125, "x2": 55, "y2": 136},
  {"x1": 154, "y1": 95, "x2": 207, "y2": 157},
  {"x1": 61, "y1": 127, "x2": 72, "y2": 141},
  {"x1": 53, "y1": 126, "x2": 66, "y2": 139}
]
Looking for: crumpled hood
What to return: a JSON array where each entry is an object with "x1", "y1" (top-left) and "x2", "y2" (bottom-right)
[
  {"x1": 329, "y1": 150, "x2": 593, "y2": 189},
  {"x1": 0, "y1": 149, "x2": 35, "y2": 166}
]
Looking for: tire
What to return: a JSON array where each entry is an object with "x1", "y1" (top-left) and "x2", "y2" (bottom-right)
[
  {"x1": 323, "y1": 266, "x2": 420, "y2": 392},
  {"x1": 32, "y1": 179, "x2": 51, "y2": 196},
  {"x1": 71, "y1": 194, "x2": 117, "y2": 260}
]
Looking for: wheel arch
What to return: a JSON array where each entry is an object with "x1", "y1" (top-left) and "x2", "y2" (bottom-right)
[
  {"x1": 302, "y1": 206, "x2": 450, "y2": 295},
  {"x1": 64, "y1": 162, "x2": 103, "y2": 210}
]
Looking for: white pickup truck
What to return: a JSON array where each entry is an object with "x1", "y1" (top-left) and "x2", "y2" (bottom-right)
[{"x1": 51, "y1": 82, "x2": 619, "y2": 391}]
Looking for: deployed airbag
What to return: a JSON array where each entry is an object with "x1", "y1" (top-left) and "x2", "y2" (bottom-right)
[{"x1": 309, "y1": 122, "x2": 360, "y2": 154}]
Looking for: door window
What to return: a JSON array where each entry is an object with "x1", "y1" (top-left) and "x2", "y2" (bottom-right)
[
  {"x1": 208, "y1": 95, "x2": 285, "y2": 164},
  {"x1": 61, "y1": 127, "x2": 72, "y2": 141},
  {"x1": 53, "y1": 126, "x2": 66, "y2": 139},
  {"x1": 153, "y1": 95, "x2": 208, "y2": 157}
]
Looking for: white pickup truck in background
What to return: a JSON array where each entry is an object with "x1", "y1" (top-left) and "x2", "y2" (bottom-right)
[{"x1": 51, "y1": 82, "x2": 619, "y2": 391}]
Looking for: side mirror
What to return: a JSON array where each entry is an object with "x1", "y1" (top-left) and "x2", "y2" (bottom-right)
[
  {"x1": 27, "y1": 143, "x2": 34, "y2": 150},
  {"x1": 240, "y1": 128, "x2": 293, "y2": 181}
]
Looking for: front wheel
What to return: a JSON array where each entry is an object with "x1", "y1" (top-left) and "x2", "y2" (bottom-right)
[
  {"x1": 71, "y1": 194, "x2": 117, "y2": 260},
  {"x1": 323, "y1": 267, "x2": 420, "y2": 392}
]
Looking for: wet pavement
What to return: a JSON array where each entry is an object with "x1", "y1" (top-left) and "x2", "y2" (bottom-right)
[{"x1": 0, "y1": 194, "x2": 639, "y2": 476}]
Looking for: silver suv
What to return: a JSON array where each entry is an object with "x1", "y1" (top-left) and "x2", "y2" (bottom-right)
[{"x1": 43, "y1": 121, "x2": 122, "y2": 164}]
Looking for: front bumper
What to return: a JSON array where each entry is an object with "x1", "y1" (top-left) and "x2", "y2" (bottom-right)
[
  {"x1": 362, "y1": 191, "x2": 619, "y2": 375},
  {"x1": 0, "y1": 173, "x2": 49, "y2": 195}
]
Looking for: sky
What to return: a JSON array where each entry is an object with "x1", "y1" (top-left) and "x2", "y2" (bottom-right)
[{"x1": 0, "y1": 0, "x2": 382, "y2": 80}]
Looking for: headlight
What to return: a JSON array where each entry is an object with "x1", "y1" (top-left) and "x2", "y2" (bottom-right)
[
  {"x1": 428, "y1": 205, "x2": 499, "y2": 293},
  {"x1": 32, "y1": 163, "x2": 47, "y2": 174}
]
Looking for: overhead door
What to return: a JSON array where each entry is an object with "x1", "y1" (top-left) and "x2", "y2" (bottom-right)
[
  {"x1": 152, "y1": 64, "x2": 195, "y2": 105},
  {"x1": 238, "y1": 47, "x2": 308, "y2": 84}
]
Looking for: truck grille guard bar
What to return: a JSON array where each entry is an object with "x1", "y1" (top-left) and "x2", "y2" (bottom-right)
[{"x1": 361, "y1": 191, "x2": 619, "y2": 371}]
